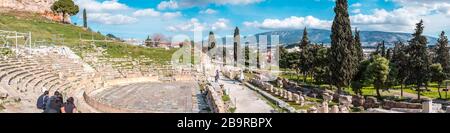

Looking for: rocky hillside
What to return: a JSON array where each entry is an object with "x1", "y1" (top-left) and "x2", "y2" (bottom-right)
[{"x1": 0, "y1": 0, "x2": 68, "y2": 22}]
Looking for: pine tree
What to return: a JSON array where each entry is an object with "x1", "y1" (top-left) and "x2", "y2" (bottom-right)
[
  {"x1": 406, "y1": 20, "x2": 430, "y2": 100},
  {"x1": 392, "y1": 41, "x2": 409, "y2": 97},
  {"x1": 51, "y1": 0, "x2": 79, "y2": 23},
  {"x1": 435, "y1": 31, "x2": 449, "y2": 75},
  {"x1": 329, "y1": 0, "x2": 355, "y2": 94},
  {"x1": 233, "y1": 27, "x2": 240, "y2": 67},
  {"x1": 83, "y1": 8, "x2": 87, "y2": 28}
]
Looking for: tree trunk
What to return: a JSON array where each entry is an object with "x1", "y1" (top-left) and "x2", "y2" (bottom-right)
[
  {"x1": 376, "y1": 87, "x2": 381, "y2": 99},
  {"x1": 337, "y1": 86, "x2": 341, "y2": 94},
  {"x1": 437, "y1": 82, "x2": 442, "y2": 99},
  {"x1": 61, "y1": 12, "x2": 65, "y2": 23},
  {"x1": 417, "y1": 84, "x2": 421, "y2": 100},
  {"x1": 303, "y1": 72, "x2": 307, "y2": 83},
  {"x1": 400, "y1": 84, "x2": 404, "y2": 98}
]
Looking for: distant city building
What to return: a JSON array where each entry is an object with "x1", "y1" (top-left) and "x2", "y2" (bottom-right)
[{"x1": 124, "y1": 38, "x2": 143, "y2": 46}]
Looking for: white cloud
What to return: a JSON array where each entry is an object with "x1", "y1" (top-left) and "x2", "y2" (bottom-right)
[
  {"x1": 162, "y1": 12, "x2": 182, "y2": 19},
  {"x1": 132, "y1": 9, "x2": 181, "y2": 19},
  {"x1": 158, "y1": 0, "x2": 264, "y2": 9},
  {"x1": 88, "y1": 13, "x2": 137, "y2": 25},
  {"x1": 243, "y1": 16, "x2": 332, "y2": 30},
  {"x1": 167, "y1": 18, "x2": 206, "y2": 32},
  {"x1": 157, "y1": 0, "x2": 179, "y2": 10},
  {"x1": 351, "y1": 3, "x2": 362, "y2": 7},
  {"x1": 349, "y1": 0, "x2": 450, "y2": 33},
  {"x1": 75, "y1": 0, "x2": 129, "y2": 12},
  {"x1": 132, "y1": 8, "x2": 161, "y2": 17},
  {"x1": 211, "y1": 18, "x2": 230, "y2": 30},
  {"x1": 167, "y1": 18, "x2": 230, "y2": 32},
  {"x1": 199, "y1": 8, "x2": 218, "y2": 14}
]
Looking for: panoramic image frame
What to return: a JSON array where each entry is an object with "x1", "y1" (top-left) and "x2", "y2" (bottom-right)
[{"x1": 1, "y1": 0, "x2": 450, "y2": 131}]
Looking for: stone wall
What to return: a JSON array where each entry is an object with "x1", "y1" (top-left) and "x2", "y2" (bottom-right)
[
  {"x1": 382, "y1": 100, "x2": 422, "y2": 110},
  {"x1": 204, "y1": 85, "x2": 226, "y2": 113}
]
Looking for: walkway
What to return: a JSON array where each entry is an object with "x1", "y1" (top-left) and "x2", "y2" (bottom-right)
[{"x1": 213, "y1": 74, "x2": 274, "y2": 113}]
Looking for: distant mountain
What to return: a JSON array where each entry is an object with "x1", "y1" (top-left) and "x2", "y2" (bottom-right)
[{"x1": 253, "y1": 29, "x2": 438, "y2": 48}]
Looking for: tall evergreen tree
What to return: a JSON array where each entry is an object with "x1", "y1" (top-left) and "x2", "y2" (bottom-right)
[
  {"x1": 435, "y1": 31, "x2": 450, "y2": 75},
  {"x1": 83, "y1": 8, "x2": 87, "y2": 28},
  {"x1": 300, "y1": 27, "x2": 309, "y2": 48},
  {"x1": 406, "y1": 20, "x2": 430, "y2": 100},
  {"x1": 329, "y1": 0, "x2": 355, "y2": 94},
  {"x1": 208, "y1": 31, "x2": 216, "y2": 59},
  {"x1": 392, "y1": 41, "x2": 409, "y2": 97},
  {"x1": 233, "y1": 27, "x2": 240, "y2": 67},
  {"x1": 208, "y1": 31, "x2": 216, "y2": 51},
  {"x1": 299, "y1": 27, "x2": 313, "y2": 83},
  {"x1": 354, "y1": 28, "x2": 364, "y2": 62}
]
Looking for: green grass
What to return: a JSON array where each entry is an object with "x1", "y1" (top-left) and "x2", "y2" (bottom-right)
[
  {"x1": 0, "y1": 48, "x2": 14, "y2": 57},
  {"x1": 222, "y1": 95, "x2": 230, "y2": 102},
  {"x1": 280, "y1": 73, "x2": 314, "y2": 84},
  {"x1": 0, "y1": 12, "x2": 177, "y2": 65},
  {"x1": 228, "y1": 107, "x2": 236, "y2": 113}
]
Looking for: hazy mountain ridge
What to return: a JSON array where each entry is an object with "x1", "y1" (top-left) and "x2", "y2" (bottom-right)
[{"x1": 253, "y1": 29, "x2": 439, "y2": 47}]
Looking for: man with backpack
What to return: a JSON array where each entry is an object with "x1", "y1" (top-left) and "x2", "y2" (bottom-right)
[{"x1": 36, "y1": 91, "x2": 49, "y2": 111}]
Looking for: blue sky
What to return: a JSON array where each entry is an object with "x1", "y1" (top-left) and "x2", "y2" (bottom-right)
[{"x1": 71, "y1": 0, "x2": 450, "y2": 40}]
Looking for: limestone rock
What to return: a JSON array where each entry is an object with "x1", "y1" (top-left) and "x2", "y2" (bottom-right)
[
  {"x1": 307, "y1": 107, "x2": 318, "y2": 113},
  {"x1": 339, "y1": 95, "x2": 352, "y2": 107},
  {"x1": 322, "y1": 93, "x2": 333, "y2": 103},
  {"x1": 330, "y1": 105, "x2": 339, "y2": 113}
]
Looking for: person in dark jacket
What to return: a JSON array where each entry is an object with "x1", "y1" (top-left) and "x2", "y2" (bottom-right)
[
  {"x1": 44, "y1": 91, "x2": 63, "y2": 113},
  {"x1": 61, "y1": 97, "x2": 77, "y2": 113},
  {"x1": 36, "y1": 91, "x2": 49, "y2": 111}
]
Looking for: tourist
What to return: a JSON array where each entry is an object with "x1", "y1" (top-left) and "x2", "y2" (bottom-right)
[
  {"x1": 36, "y1": 91, "x2": 49, "y2": 111},
  {"x1": 215, "y1": 70, "x2": 219, "y2": 83},
  {"x1": 44, "y1": 91, "x2": 64, "y2": 113},
  {"x1": 239, "y1": 70, "x2": 245, "y2": 82},
  {"x1": 61, "y1": 97, "x2": 77, "y2": 113}
]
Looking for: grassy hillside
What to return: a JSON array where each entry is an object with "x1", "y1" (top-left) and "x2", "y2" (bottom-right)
[{"x1": 0, "y1": 12, "x2": 177, "y2": 65}]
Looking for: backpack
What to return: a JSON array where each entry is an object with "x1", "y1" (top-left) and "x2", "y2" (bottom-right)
[{"x1": 36, "y1": 95, "x2": 48, "y2": 109}]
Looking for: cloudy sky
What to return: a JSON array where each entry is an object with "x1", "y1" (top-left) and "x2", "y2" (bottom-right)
[{"x1": 71, "y1": 0, "x2": 450, "y2": 40}]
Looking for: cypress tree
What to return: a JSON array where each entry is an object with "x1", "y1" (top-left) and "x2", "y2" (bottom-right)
[
  {"x1": 208, "y1": 31, "x2": 216, "y2": 59},
  {"x1": 354, "y1": 28, "x2": 364, "y2": 62},
  {"x1": 208, "y1": 31, "x2": 216, "y2": 51},
  {"x1": 329, "y1": 0, "x2": 355, "y2": 94},
  {"x1": 234, "y1": 27, "x2": 240, "y2": 66},
  {"x1": 300, "y1": 27, "x2": 309, "y2": 48},
  {"x1": 83, "y1": 8, "x2": 87, "y2": 28}
]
